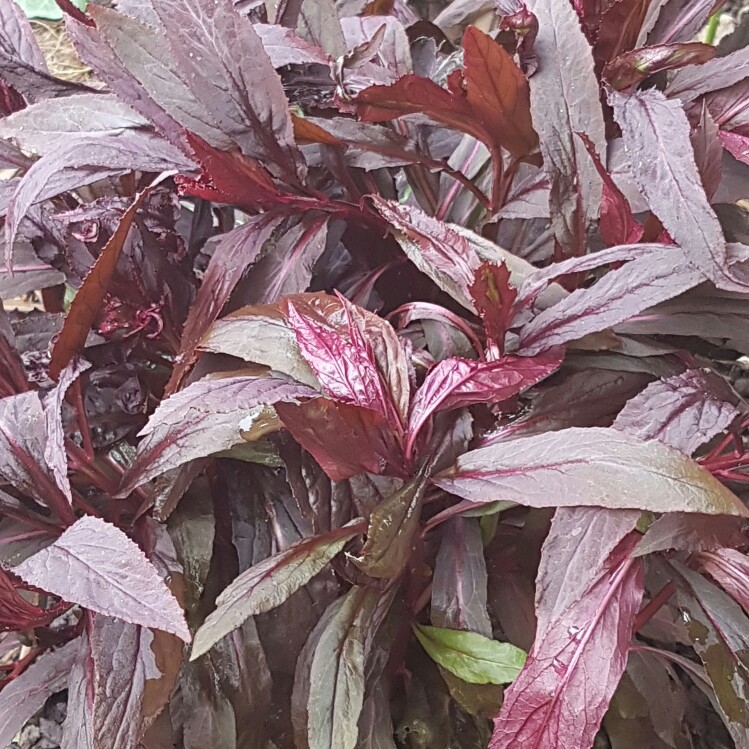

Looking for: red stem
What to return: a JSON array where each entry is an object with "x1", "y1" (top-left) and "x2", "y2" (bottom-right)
[{"x1": 634, "y1": 580, "x2": 676, "y2": 632}]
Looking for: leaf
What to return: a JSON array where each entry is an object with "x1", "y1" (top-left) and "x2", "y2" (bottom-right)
[
  {"x1": 432, "y1": 517, "x2": 492, "y2": 636},
  {"x1": 0, "y1": 638, "x2": 80, "y2": 747},
  {"x1": 594, "y1": 0, "x2": 650, "y2": 65},
  {"x1": 4, "y1": 133, "x2": 193, "y2": 271},
  {"x1": 523, "y1": 0, "x2": 606, "y2": 256},
  {"x1": 166, "y1": 213, "x2": 284, "y2": 391},
  {"x1": 518, "y1": 248, "x2": 703, "y2": 354},
  {"x1": 469, "y1": 262, "x2": 518, "y2": 353},
  {"x1": 152, "y1": 0, "x2": 302, "y2": 179},
  {"x1": 461, "y1": 25, "x2": 536, "y2": 159},
  {"x1": 254, "y1": 23, "x2": 330, "y2": 67},
  {"x1": 306, "y1": 587, "x2": 381, "y2": 749},
  {"x1": 671, "y1": 561, "x2": 749, "y2": 746},
  {"x1": 414, "y1": 624, "x2": 526, "y2": 686},
  {"x1": 191, "y1": 522, "x2": 362, "y2": 660},
  {"x1": 14, "y1": 515, "x2": 191, "y2": 641},
  {"x1": 407, "y1": 349, "x2": 563, "y2": 451},
  {"x1": 0, "y1": 0, "x2": 48, "y2": 71},
  {"x1": 48, "y1": 189, "x2": 152, "y2": 380},
  {"x1": 43, "y1": 356, "x2": 91, "y2": 502},
  {"x1": 604, "y1": 42, "x2": 715, "y2": 90},
  {"x1": 613, "y1": 369, "x2": 741, "y2": 454},
  {"x1": 118, "y1": 375, "x2": 317, "y2": 494},
  {"x1": 199, "y1": 305, "x2": 319, "y2": 388},
  {"x1": 490, "y1": 544, "x2": 644, "y2": 748},
  {"x1": 697, "y1": 548, "x2": 749, "y2": 616},
  {"x1": 435, "y1": 426, "x2": 749, "y2": 515},
  {"x1": 647, "y1": 0, "x2": 717, "y2": 45},
  {"x1": 277, "y1": 397, "x2": 405, "y2": 481},
  {"x1": 370, "y1": 196, "x2": 480, "y2": 312},
  {"x1": 353, "y1": 469, "x2": 428, "y2": 579},
  {"x1": 0, "y1": 93, "x2": 149, "y2": 155},
  {"x1": 634, "y1": 513, "x2": 746, "y2": 556},
  {"x1": 610, "y1": 87, "x2": 745, "y2": 291},
  {"x1": 668, "y1": 44, "x2": 749, "y2": 103},
  {"x1": 299, "y1": 0, "x2": 346, "y2": 58}
]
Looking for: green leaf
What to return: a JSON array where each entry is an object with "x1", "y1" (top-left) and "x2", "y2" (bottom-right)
[
  {"x1": 413, "y1": 624, "x2": 526, "y2": 685},
  {"x1": 14, "y1": 0, "x2": 86, "y2": 21},
  {"x1": 191, "y1": 521, "x2": 364, "y2": 660}
]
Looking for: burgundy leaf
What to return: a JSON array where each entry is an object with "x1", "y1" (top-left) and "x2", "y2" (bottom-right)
[
  {"x1": 192, "y1": 521, "x2": 364, "y2": 659},
  {"x1": 691, "y1": 102, "x2": 723, "y2": 200},
  {"x1": 594, "y1": 0, "x2": 650, "y2": 65},
  {"x1": 491, "y1": 536, "x2": 644, "y2": 748},
  {"x1": 487, "y1": 369, "x2": 651, "y2": 442},
  {"x1": 635, "y1": 514, "x2": 746, "y2": 556},
  {"x1": 719, "y1": 129, "x2": 749, "y2": 166},
  {"x1": 647, "y1": 0, "x2": 719, "y2": 45},
  {"x1": 523, "y1": 0, "x2": 606, "y2": 257},
  {"x1": 0, "y1": 94, "x2": 148, "y2": 156},
  {"x1": 4, "y1": 133, "x2": 194, "y2": 270},
  {"x1": 254, "y1": 22, "x2": 330, "y2": 67},
  {"x1": 667, "y1": 43, "x2": 749, "y2": 102},
  {"x1": 0, "y1": 639, "x2": 80, "y2": 747},
  {"x1": 276, "y1": 398, "x2": 405, "y2": 481},
  {"x1": 697, "y1": 548, "x2": 749, "y2": 616},
  {"x1": 469, "y1": 262, "x2": 518, "y2": 354},
  {"x1": 43, "y1": 356, "x2": 91, "y2": 502},
  {"x1": 610, "y1": 87, "x2": 746, "y2": 291},
  {"x1": 0, "y1": 0, "x2": 47, "y2": 71},
  {"x1": 671, "y1": 561, "x2": 749, "y2": 746},
  {"x1": 14, "y1": 517, "x2": 189, "y2": 641},
  {"x1": 518, "y1": 248, "x2": 703, "y2": 354},
  {"x1": 166, "y1": 213, "x2": 284, "y2": 392},
  {"x1": 604, "y1": 42, "x2": 715, "y2": 91},
  {"x1": 577, "y1": 132, "x2": 643, "y2": 246},
  {"x1": 432, "y1": 517, "x2": 492, "y2": 636},
  {"x1": 435, "y1": 426, "x2": 749, "y2": 515},
  {"x1": 152, "y1": 0, "x2": 302, "y2": 180},
  {"x1": 65, "y1": 11, "x2": 224, "y2": 151},
  {"x1": 613, "y1": 369, "x2": 740, "y2": 454},
  {"x1": 119, "y1": 375, "x2": 317, "y2": 494},
  {"x1": 407, "y1": 349, "x2": 562, "y2": 455}
]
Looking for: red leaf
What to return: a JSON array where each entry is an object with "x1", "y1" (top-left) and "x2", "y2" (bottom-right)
[
  {"x1": 48, "y1": 188, "x2": 152, "y2": 381},
  {"x1": 407, "y1": 349, "x2": 562, "y2": 458},
  {"x1": 491, "y1": 534, "x2": 644, "y2": 749},
  {"x1": 356, "y1": 26, "x2": 536, "y2": 160},
  {"x1": 469, "y1": 262, "x2": 518, "y2": 354},
  {"x1": 594, "y1": 0, "x2": 650, "y2": 65}
]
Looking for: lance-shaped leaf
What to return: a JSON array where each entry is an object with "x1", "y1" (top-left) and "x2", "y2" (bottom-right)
[
  {"x1": 594, "y1": 0, "x2": 650, "y2": 66},
  {"x1": 647, "y1": 0, "x2": 717, "y2": 45},
  {"x1": 153, "y1": 0, "x2": 301, "y2": 179},
  {"x1": 667, "y1": 44, "x2": 749, "y2": 103},
  {"x1": 604, "y1": 42, "x2": 715, "y2": 90},
  {"x1": 435, "y1": 426, "x2": 749, "y2": 516},
  {"x1": 671, "y1": 561, "x2": 749, "y2": 746},
  {"x1": 518, "y1": 249, "x2": 703, "y2": 355},
  {"x1": 634, "y1": 514, "x2": 746, "y2": 556},
  {"x1": 613, "y1": 369, "x2": 741, "y2": 455},
  {"x1": 0, "y1": 0, "x2": 47, "y2": 71},
  {"x1": 407, "y1": 349, "x2": 563, "y2": 451},
  {"x1": 48, "y1": 189, "x2": 153, "y2": 380},
  {"x1": 697, "y1": 548, "x2": 749, "y2": 615},
  {"x1": 523, "y1": 0, "x2": 605, "y2": 256},
  {"x1": 306, "y1": 587, "x2": 381, "y2": 749},
  {"x1": 469, "y1": 262, "x2": 518, "y2": 353},
  {"x1": 4, "y1": 133, "x2": 193, "y2": 270},
  {"x1": 14, "y1": 516, "x2": 190, "y2": 641},
  {"x1": 119, "y1": 375, "x2": 317, "y2": 494},
  {"x1": 490, "y1": 551, "x2": 644, "y2": 748},
  {"x1": 191, "y1": 522, "x2": 364, "y2": 660},
  {"x1": 610, "y1": 87, "x2": 745, "y2": 291},
  {"x1": 254, "y1": 23, "x2": 330, "y2": 67},
  {"x1": 414, "y1": 625, "x2": 526, "y2": 685},
  {"x1": 43, "y1": 357, "x2": 91, "y2": 503},
  {"x1": 355, "y1": 27, "x2": 535, "y2": 160},
  {"x1": 166, "y1": 213, "x2": 284, "y2": 391},
  {"x1": 432, "y1": 517, "x2": 492, "y2": 636},
  {"x1": 0, "y1": 638, "x2": 80, "y2": 747},
  {"x1": 0, "y1": 94, "x2": 148, "y2": 156},
  {"x1": 352, "y1": 469, "x2": 428, "y2": 579}
]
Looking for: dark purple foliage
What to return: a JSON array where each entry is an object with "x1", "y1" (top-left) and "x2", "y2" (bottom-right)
[{"x1": 2, "y1": 0, "x2": 749, "y2": 747}]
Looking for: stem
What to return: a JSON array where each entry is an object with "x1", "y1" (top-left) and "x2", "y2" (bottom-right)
[
  {"x1": 634, "y1": 580, "x2": 676, "y2": 632},
  {"x1": 489, "y1": 149, "x2": 504, "y2": 213},
  {"x1": 704, "y1": 11, "x2": 720, "y2": 45},
  {"x1": 69, "y1": 378, "x2": 94, "y2": 462}
]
